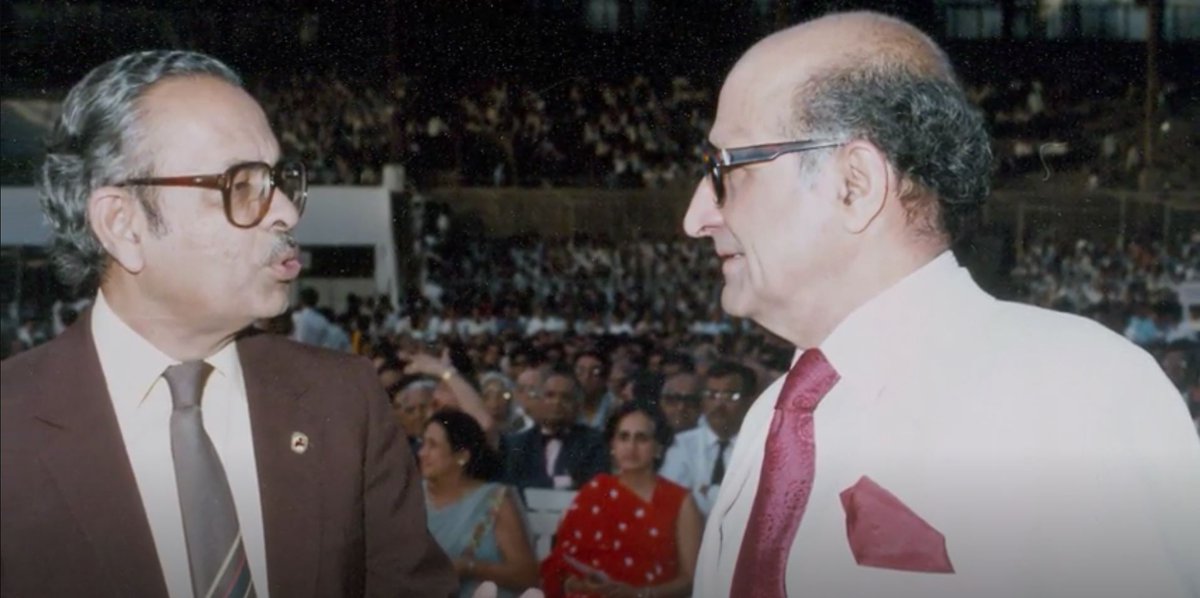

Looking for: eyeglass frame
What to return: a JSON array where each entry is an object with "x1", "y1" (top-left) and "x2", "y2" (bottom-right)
[
  {"x1": 574, "y1": 366, "x2": 605, "y2": 378},
  {"x1": 702, "y1": 138, "x2": 845, "y2": 207},
  {"x1": 516, "y1": 384, "x2": 543, "y2": 399},
  {"x1": 116, "y1": 160, "x2": 308, "y2": 228},
  {"x1": 660, "y1": 392, "x2": 702, "y2": 405},
  {"x1": 484, "y1": 389, "x2": 515, "y2": 402},
  {"x1": 701, "y1": 389, "x2": 744, "y2": 403}
]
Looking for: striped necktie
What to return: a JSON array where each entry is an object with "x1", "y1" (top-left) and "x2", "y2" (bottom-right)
[{"x1": 164, "y1": 362, "x2": 257, "y2": 598}]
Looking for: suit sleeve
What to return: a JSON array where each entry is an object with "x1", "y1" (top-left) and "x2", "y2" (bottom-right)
[
  {"x1": 503, "y1": 433, "x2": 526, "y2": 487},
  {"x1": 358, "y1": 359, "x2": 458, "y2": 597}
]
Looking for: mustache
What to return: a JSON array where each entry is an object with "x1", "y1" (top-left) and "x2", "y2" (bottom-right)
[{"x1": 266, "y1": 233, "x2": 299, "y2": 264}]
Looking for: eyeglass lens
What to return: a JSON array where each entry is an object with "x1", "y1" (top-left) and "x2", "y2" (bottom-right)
[{"x1": 228, "y1": 162, "x2": 306, "y2": 226}]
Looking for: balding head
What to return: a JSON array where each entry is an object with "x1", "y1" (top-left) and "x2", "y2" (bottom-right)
[
  {"x1": 719, "y1": 11, "x2": 991, "y2": 242},
  {"x1": 731, "y1": 12, "x2": 952, "y2": 113},
  {"x1": 684, "y1": 11, "x2": 992, "y2": 348}
]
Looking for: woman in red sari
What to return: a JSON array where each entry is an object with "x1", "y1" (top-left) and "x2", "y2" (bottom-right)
[{"x1": 541, "y1": 400, "x2": 703, "y2": 598}]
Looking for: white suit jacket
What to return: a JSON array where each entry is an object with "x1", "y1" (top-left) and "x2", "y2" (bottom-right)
[{"x1": 695, "y1": 253, "x2": 1200, "y2": 598}]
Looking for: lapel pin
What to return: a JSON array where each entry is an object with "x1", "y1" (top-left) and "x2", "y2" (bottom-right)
[{"x1": 290, "y1": 431, "x2": 310, "y2": 454}]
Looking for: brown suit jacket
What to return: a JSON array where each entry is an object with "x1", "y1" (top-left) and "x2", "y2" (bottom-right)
[{"x1": 0, "y1": 312, "x2": 457, "y2": 597}]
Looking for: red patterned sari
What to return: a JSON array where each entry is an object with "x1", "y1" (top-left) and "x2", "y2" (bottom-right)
[{"x1": 541, "y1": 473, "x2": 687, "y2": 598}]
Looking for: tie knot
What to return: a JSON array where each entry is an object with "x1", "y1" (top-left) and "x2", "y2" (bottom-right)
[
  {"x1": 777, "y1": 349, "x2": 839, "y2": 412},
  {"x1": 163, "y1": 361, "x2": 214, "y2": 410}
]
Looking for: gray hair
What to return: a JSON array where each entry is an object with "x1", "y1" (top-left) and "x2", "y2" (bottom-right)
[
  {"x1": 39, "y1": 50, "x2": 242, "y2": 291},
  {"x1": 479, "y1": 371, "x2": 515, "y2": 391},
  {"x1": 788, "y1": 58, "x2": 992, "y2": 243},
  {"x1": 402, "y1": 379, "x2": 438, "y2": 396}
]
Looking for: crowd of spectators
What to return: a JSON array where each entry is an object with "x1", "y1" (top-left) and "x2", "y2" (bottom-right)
[
  {"x1": 1010, "y1": 231, "x2": 1200, "y2": 337},
  {"x1": 4, "y1": 228, "x2": 1197, "y2": 595},
  {"x1": 7, "y1": 231, "x2": 1196, "y2": 399},
  {"x1": 248, "y1": 69, "x2": 1197, "y2": 192}
]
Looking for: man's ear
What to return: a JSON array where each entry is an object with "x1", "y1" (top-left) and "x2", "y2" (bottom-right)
[
  {"x1": 838, "y1": 141, "x2": 892, "y2": 234},
  {"x1": 88, "y1": 186, "x2": 147, "y2": 274}
]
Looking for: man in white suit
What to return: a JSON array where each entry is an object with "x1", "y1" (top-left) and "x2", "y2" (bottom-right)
[{"x1": 683, "y1": 11, "x2": 1200, "y2": 598}]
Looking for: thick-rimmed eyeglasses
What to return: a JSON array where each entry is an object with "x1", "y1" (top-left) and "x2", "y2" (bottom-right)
[
  {"x1": 701, "y1": 139, "x2": 844, "y2": 207},
  {"x1": 701, "y1": 389, "x2": 744, "y2": 403},
  {"x1": 117, "y1": 160, "x2": 308, "y2": 228}
]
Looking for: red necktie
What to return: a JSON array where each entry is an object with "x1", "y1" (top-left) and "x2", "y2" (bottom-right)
[{"x1": 730, "y1": 348, "x2": 840, "y2": 598}]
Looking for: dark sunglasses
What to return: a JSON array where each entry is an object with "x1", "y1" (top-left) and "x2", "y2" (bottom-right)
[
  {"x1": 701, "y1": 139, "x2": 844, "y2": 207},
  {"x1": 118, "y1": 160, "x2": 307, "y2": 228}
]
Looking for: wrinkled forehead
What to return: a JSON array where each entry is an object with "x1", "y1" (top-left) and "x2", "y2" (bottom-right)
[
  {"x1": 138, "y1": 75, "x2": 280, "y2": 170},
  {"x1": 711, "y1": 37, "x2": 827, "y2": 144}
]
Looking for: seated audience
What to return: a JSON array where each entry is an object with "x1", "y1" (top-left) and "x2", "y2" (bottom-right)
[
  {"x1": 505, "y1": 368, "x2": 610, "y2": 490},
  {"x1": 421, "y1": 409, "x2": 539, "y2": 597},
  {"x1": 660, "y1": 361, "x2": 757, "y2": 517},
  {"x1": 574, "y1": 351, "x2": 615, "y2": 430},
  {"x1": 482, "y1": 371, "x2": 534, "y2": 438},
  {"x1": 540, "y1": 401, "x2": 702, "y2": 598},
  {"x1": 658, "y1": 372, "x2": 702, "y2": 433},
  {"x1": 403, "y1": 349, "x2": 496, "y2": 437},
  {"x1": 391, "y1": 378, "x2": 435, "y2": 455}
]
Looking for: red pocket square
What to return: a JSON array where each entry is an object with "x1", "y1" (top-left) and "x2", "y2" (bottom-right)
[{"x1": 839, "y1": 475, "x2": 954, "y2": 573}]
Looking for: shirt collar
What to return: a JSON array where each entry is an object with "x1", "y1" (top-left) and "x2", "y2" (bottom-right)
[
  {"x1": 818, "y1": 251, "x2": 974, "y2": 394},
  {"x1": 91, "y1": 290, "x2": 243, "y2": 406},
  {"x1": 696, "y1": 420, "x2": 733, "y2": 448}
]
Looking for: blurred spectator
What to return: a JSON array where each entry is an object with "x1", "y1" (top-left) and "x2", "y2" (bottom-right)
[
  {"x1": 573, "y1": 351, "x2": 614, "y2": 430},
  {"x1": 402, "y1": 350, "x2": 495, "y2": 442},
  {"x1": 661, "y1": 361, "x2": 758, "y2": 517},
  {"x1": 291, "y1": 287, "x2": 343, "y2": 349},
  {"x1": 391, "y1": 378, "x2": 436, "y2": 455},
  {"x1": 503, "y1": 369, "x2": 609, "y2": 490},
  {"x1": 420, "y1": 409, "x2": 539, "y2": 598},
  {"x1": 540, "y1": 401, "x2": 702, "y2": 598},
  {"x1": 481, "y1": 371, "x2": 533, "y2": 437},
  {"x1": 658, "y1": 372, "x2": 702, "y2": 433}
]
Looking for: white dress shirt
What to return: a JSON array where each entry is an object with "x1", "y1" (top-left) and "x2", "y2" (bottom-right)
[
  {"x1": 290, "y1": 306, "x2": 330, "y2": 347},
  {"x1": 92, "y1": 292, "x2": 270, "y2": 597},
  {"x1": 659, "y1": 421, "x2": 735, "y2": 517},
  {"x1": 696, "y1": 252, "x2": 1200, "y2": 598}
]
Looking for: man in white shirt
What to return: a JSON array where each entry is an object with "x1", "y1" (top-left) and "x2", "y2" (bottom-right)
[
  {"x1": 661, "y1": 361, "x2": 758, "y2": 517},
  {"x1": 684, "y1": 11, "x2": 1200, "y2": 598},
  {"x1": 290, "y1": 286, "x2": 331, "y2": 346},
  {"x1": 1, "y1": 50, "x2": 454, "y2": 597}
]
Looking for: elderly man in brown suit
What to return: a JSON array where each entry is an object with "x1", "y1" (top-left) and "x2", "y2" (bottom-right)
[{"x1": 0, "y1": 51, "x2": 456, "y2": 597}]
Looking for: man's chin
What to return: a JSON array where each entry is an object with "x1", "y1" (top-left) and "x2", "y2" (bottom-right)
[{"x1": 719, "y1": 286, "x2": 752, "y2": 319}]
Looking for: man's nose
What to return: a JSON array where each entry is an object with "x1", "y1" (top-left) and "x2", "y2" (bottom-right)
[{"x1": 683, "y1": 178, "x2": 723, "y2": 238}]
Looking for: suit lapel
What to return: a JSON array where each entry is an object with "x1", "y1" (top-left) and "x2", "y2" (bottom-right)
[
  {"x1": 239, "y1": 334, "x2": 321, "y2": 597},
  {"x1": 528, "y1": 430, "x2": 552, "y2": 486},
  {"x1": 31, "y1": 312, "x2": 168, "y2": 597}
]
